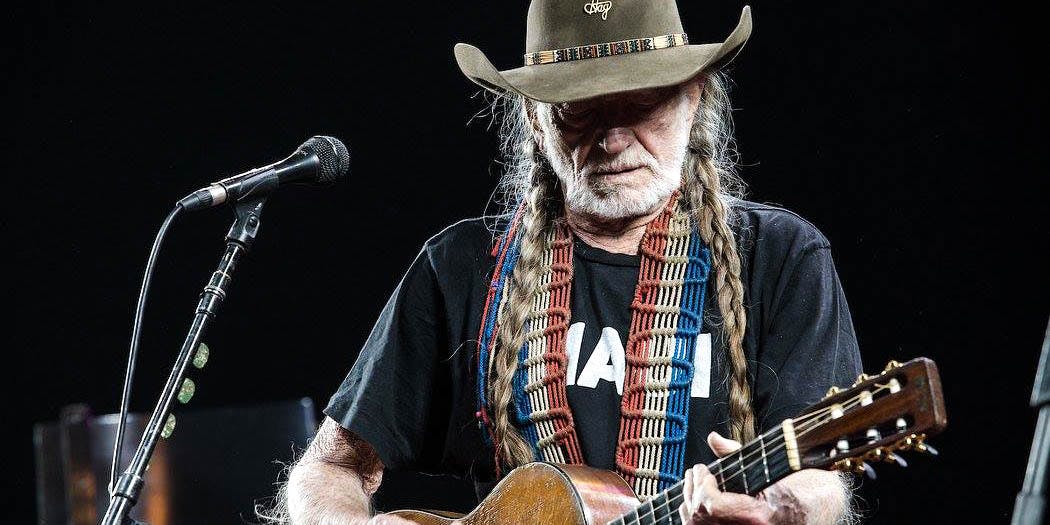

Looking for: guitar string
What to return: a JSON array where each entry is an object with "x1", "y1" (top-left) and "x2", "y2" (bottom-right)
[
  {"x1": 618, "y1": 385, "x2": 892, "y2": 524},
  {"x1": 623, "y1": 389, "x2": 885, "y2": 525},
  {"x1": 624, "y1": 380, "x2": 889, "y2": 516},
  {"x1": 625, "y1": 410, "x2": 843, "y2": 524},
  {"x1": 703, "y1": 383, "x2": 892, "y2": 484},
  {"x1": 622, "y1": 387, "x2": 892, "y2": 524},
  {"x1": 620, "y1": 395, "x2": 871, "y2": 525},
  {"x1": 623, "y1": 393, "x2": 841, "y2": 521}
]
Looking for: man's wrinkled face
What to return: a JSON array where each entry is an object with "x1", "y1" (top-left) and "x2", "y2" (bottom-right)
[{"x1": 533, "y1": 81, "x2": 701, "y2": 221}]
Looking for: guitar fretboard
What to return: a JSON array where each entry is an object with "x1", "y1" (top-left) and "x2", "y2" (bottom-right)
[{"x1": 609, "y1": 426, "x2": 793, "y2": 524}]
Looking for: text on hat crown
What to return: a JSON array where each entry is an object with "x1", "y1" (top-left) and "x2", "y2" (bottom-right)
[{"x1": 583, "y1": 0, "x2": 612, "y2": 21}]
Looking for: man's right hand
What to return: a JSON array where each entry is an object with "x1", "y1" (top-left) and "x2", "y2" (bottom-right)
[{"x1": 286, "y1": 417, "x2": 389, "y2": 524}]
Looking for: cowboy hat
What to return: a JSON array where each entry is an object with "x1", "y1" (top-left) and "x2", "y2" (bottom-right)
[{"x1": 454, "y1": 1, "x2": 752, "y2": 104}]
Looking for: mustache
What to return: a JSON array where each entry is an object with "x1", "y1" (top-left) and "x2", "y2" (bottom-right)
[{"x1": 577, "y1": 149, "x2": 661, "y2": 178}]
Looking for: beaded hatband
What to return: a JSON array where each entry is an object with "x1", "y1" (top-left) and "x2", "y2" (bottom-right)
[
  {"x1": 475, "y1": 194, "x2": 711, "y2": 499},
  {"x1": 524, "y1": 33, "x2": 689, "y2": 66}
]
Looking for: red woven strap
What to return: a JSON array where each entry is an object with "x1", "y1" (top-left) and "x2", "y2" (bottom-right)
[{"x1": 614, "y1": 193, "x2": 678, "y2": 487}]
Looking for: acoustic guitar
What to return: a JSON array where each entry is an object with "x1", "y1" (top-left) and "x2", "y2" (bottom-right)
[{"x1": 390, "y1": 357, "x2": 947, "y2": 525}]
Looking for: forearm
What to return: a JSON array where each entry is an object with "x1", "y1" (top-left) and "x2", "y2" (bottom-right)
[
  {"x1": 286, "y1": 458, "x2": 374, "y2": 525},
  {"x1": 767, "y1": 470, "x2": 854, "y2": 525}
]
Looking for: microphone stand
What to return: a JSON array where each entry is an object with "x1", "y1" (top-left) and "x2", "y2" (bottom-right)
[
  {"x1": 101, "y1": 196, "x2": 268, "y2": 525},
  {"x1": 1013, "y1": 317, "x2": 1050, "y2": 525}
]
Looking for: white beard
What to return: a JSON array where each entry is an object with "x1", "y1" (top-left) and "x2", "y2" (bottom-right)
[
  {"x1": 537, "y1": 98, "x2": 692, "y2": 221},
  {"x1": 556, "y1": 147, "x2": 684, "y2": 220}
]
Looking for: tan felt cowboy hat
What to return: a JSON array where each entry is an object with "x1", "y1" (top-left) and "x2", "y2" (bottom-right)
[{"x1": 454, "y1": 1, "x2": 752, "y2": 104}]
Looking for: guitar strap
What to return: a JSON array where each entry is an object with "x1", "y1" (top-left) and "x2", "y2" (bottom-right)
[{"x1": 475, "y1": 193, "x2": 712, "y2": 499}]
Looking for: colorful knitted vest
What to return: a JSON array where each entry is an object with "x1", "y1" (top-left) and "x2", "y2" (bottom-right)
[{"x1": 475, "y1": 193, "x2": 712, "y2": 500}]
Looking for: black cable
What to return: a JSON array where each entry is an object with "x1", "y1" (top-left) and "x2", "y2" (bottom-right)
[{"x1": 108, "y1": 204, "x2": 184, "y2": 493}]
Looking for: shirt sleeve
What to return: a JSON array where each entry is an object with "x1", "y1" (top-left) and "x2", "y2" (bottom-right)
[
  {"x1": 323, "y1": 247, "x2": 453, "y2": 473},
  {"x1": 753, "y1": 246, "x2": 863, "y2": 432}
]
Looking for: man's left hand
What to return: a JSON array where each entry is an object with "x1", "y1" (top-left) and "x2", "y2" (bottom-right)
[{"x1": 677, "y1": 432, "x2": 804, "y2": 524}]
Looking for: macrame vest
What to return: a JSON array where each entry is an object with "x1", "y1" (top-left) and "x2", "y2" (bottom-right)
[{"x1": 475, "y1": 193, "x2": 711, "y2": 499}]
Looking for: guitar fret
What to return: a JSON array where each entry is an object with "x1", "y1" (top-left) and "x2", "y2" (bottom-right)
[
  {"x1": 662, "y1": 490, "x2": 679, "y2": 524},
  {"x1": 760, "y1": 433, "x2": 770, "y2": 483},
  {"x1": 635, "y1": 498, "x2": 654, "y2": 525},
  {"x1": 741, "y1": 461, "x2": 749, "y2": 494}
]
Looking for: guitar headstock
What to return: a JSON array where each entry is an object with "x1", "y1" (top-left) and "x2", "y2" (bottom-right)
[{"x1": 789, "y1": 357, "x2": 947, "y2": 475}]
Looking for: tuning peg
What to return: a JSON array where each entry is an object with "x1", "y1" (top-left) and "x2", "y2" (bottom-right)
[
  {"x1": 864, "y1": 446, "x2": 908, "y2": 467},
  {"x1": 887, "y1": 378, "x2": 902, "y2": 394},
  {"x1": 862, "y1": 462, "x2": 878, "y2": 479},
  {"x1": 835, "y1": 458, "x2": 874, "y2": 479},
  {"x1": 882, "y1": 360, "x2": 902, "y2": 373},
  {"x1": 825, "y1": 386, "x2": 841, "y2": 399},
  {"x1": 905, "y1": 435, "x2": 919, "y2": 448},
  {"x1": 833, "y1": 458, "x2": 856, "y2": 472},
  {"x1": 866, "y1": 428, "x2": 882, "y2": 443},
  {"x1": 896, "y1": 434, "x2": 916, "y2": 450},
  {"x1": 915, "y1": 440, "x2": 939, "y2": 456},
  {"x1": 853, "y1": 373, "x2": 871, "y2": 386},
  {"x1": 895, "y1": 417, "x2": 908, "y2": 433},
  {"x1": 896, "y1": 433, "x2": 936, "y2": 453},
  {"x1": 884, "y1": 450, "x2": 909, "y2": 467}
]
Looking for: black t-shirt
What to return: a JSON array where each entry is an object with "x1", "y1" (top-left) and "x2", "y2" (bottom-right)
[{"x1": 324, "y1": 199, "x2": 862, "y2": 493}]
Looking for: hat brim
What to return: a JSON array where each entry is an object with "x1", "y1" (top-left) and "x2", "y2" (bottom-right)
[{"x1": 454, "y1": 6, "x2": 752, "y2": 104}]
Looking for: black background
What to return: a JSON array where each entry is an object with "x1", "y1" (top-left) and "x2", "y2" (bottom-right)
[{"x1": 8, "y1": 2, "x2": 1047, "y2": 523}]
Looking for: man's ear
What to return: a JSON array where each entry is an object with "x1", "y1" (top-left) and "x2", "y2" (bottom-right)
[{"x1": 689, "y1": 75, "x2": 705, "y2": 111}]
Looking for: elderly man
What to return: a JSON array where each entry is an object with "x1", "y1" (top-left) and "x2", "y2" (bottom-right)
[{"x1": 282, "y1": 2, "x2": 861, "y2": 524}]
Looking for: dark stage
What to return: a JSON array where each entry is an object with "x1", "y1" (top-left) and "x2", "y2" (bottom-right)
[{"x1": 8, "y1": 2, "x2": 1047, "y2": 523}]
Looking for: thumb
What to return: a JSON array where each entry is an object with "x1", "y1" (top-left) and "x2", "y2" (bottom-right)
[{"x1": 708, "y1": 431, "x2": 743, "y2": 457}]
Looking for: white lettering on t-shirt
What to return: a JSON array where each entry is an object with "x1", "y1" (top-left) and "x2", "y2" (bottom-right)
[
  {"x1": 565, "y1": 322, "x2": 711, "y2": 398},
  {"x1": 691, "y1": 333, "x2": 711, "y2": 398},
  {"x1": 565, "y1": 322, "x2": 584, "y2": 386},
  {"x1": 576, "y1": 326, "x2": 626, "y2": 394}
]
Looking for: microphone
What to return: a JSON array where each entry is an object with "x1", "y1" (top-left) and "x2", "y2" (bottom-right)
[{"x1": 178, "y1": 135, "x2": 349, "y2": 211}]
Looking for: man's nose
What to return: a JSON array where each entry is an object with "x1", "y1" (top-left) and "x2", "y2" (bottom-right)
[{"x1": 598, "y1": 128, "x2": 633, "y2": 156}]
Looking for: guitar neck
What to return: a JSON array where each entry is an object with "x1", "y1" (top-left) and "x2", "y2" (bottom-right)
[
  {"x1": 611, "y1": 426, "x2": 794, "y2": 524},
  {"x1": 609, "y1": 357, "x2": 949, "y2": 524},
  {"x1": 708, "y1": 425, "x2": 795, "y2": 495}
]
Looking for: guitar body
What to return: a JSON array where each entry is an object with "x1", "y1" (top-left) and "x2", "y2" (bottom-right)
[{"x1": 389, "y1": 462, "x2": 641, "y2": 525}]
